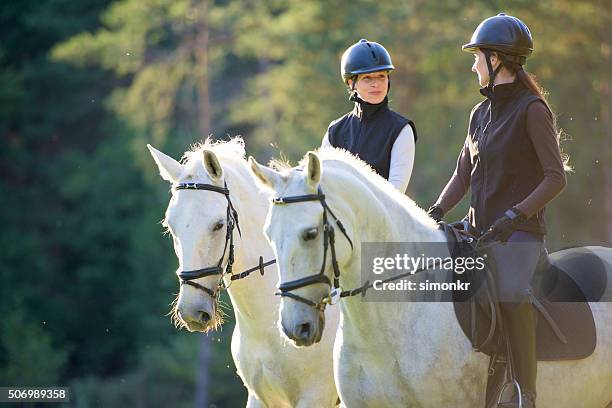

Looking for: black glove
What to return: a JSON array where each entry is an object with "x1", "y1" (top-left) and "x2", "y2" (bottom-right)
[
  {"x1": 427, "y1": 204, "x2": 445, "y2": 222},
  {"x1": 481, "y1": 207, "x2": 528, "y2": 243}
]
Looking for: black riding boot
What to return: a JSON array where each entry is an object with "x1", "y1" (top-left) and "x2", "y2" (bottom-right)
[{"x1": 498, "y1": 301, "x2": 537, "y2": 408}]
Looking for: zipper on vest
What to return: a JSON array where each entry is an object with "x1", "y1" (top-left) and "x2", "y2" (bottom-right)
[
  {"x1": 480, "y1": 101, "x2": 494, "y2": 229},
  {"x1": 357, "y1": 117, "x2": 366, "y2": 154}
]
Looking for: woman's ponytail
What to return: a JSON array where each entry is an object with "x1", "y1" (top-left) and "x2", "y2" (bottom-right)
[{"x1": 503, "y1": 58, "x2": 572, "y2": 171}]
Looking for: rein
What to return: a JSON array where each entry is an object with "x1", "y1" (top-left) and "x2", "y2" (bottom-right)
[
  {"x1": 337, "y1": 225, "x2": 496, "y2": 299},
  {"x1": 174, "y1": 181, "x2": 275, "y2": 298}
]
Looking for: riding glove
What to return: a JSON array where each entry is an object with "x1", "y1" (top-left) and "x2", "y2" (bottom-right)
[
  {"x1": 427, "y1": 204, "x2": 445, "y2": 222},
  {"x1": 483, "y1": 207, "x2": 528, "y2": 243}
]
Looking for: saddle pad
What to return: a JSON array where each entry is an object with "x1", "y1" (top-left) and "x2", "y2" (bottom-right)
[
  {"x1": 542, "y1": 246, "x2": 609, "y2": 302},
  {"x1": 454, "y1": 297, "x2": 595, "y2": 361},
  {"x1": 454, "y1": 247, "x2": 602, "y2": 361}
]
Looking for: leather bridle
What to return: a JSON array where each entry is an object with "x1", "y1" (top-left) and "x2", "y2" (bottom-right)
[
  {"x1": 271, "y1": 185, "x2": 354, "y2": 311},
  {"x1": 174, "y1": 181, "x2": 275, "y2": 298}
]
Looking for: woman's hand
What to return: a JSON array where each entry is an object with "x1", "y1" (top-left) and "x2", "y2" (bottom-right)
[
  {"x1": 427, "y1": 204, "x2": 445, "y2": 222},
  {"x1": 481, "y1": 207, "x2": 528, "y2": 243}
]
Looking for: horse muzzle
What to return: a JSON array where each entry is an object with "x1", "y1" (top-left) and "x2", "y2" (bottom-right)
[
  {"x1": 281, "y1": 310, "x2": 325, "y2": 347},
  {"x1": 178, "y1": 306, "x2": 214, "y2": 332}
]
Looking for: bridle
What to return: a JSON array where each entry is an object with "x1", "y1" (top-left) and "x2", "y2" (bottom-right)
[
  {"x1": 174, "y1": 181, "x2": 275, "y2": 298},
  {"x1": 271, "y1": 185, "x2": 499, "y2": 312},
  {"x1": 271, "y1": 185, "x2": 354, "y2": 311},
  {"x1": 174, "y1": 182, "x2": 239, "y2": 298}
]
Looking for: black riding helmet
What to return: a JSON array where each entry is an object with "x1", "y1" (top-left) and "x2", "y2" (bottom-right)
[
  {"x1": 463, "y1": 13, "x2": 533, "y2": 89},
  {"x1": 341, "y1": 39, "x2": 394, "y2": 84}
]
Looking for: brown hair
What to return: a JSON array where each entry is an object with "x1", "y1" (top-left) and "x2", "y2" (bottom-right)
[{"x1": 498, "y1": 54, "x2": 572, "y2": 171}]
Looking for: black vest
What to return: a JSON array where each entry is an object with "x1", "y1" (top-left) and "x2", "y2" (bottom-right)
[
  {"x1": 327, "y1": 97, "x2": 417, "y2": 180},
  {"x1": 467, "y1": 81, "x2": 548, "y2": 234}
]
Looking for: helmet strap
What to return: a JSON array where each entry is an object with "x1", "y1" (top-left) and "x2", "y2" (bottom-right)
[
  {"x1": 483, "y1": 49, "x2": 503, "y2": 90},
  {"x1": 349, "y1": 76, "x2": 359, "y2": 101}
]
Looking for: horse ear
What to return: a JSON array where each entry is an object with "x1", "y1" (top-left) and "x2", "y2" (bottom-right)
[
  {"x1": 202, "y1": 149, "x2": 223, "y2": 181},
  {"x1": 304, "y1": 151, "x2": 321, "y2": 188},
  {"x1": 147, "y1": 144, "x2": 182, "y2": 183},
  {"x1": 249, "y1": 156, "x2": 282, "y2": 190}
]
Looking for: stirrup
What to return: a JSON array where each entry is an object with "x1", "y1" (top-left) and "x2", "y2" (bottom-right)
[{"x1": 497, "y1": 378, "x2": 523, "y2": 407}]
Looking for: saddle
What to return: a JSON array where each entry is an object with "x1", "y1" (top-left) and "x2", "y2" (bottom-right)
[{"x1": 442, "y1": 223, "x2": 604, "y2": 362}]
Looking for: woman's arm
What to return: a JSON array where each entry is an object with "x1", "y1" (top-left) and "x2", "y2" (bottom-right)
[
  {"x1": 514, "y1": 101, "x2": 567, "y2": 217},
  {"x1": 434, "y1": 136, "x2": 472, "y2": 213},
  {"x1": 388, "y1": 124, "x2": 416, "y2": 192}
]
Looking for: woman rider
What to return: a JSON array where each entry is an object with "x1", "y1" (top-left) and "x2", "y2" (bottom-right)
[
  {"x1": 322, "y1": 39, "x2": 418, "y2": 193},
  {"x1": 427, "y1": 14, "x2": 567, "y2": 408}
]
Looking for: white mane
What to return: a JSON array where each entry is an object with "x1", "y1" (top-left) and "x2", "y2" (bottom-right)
[
  {"x1": 307, "y1": 146, "x2": 438, "y2": 230},
  {"x1": 162, "y1": 136, "x2": 259, "y2": 232},
  {"x1": 179, "y1": 136, "x2": 249, "y2": 181}
]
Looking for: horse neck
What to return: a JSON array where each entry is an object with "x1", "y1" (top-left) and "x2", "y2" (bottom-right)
[
  {"x1": 323, "y1": 164, "x2": 447, "y2": 287},
  {"x1": 324, "y1": 164, "x2": 455, "y2": 339},
  {"x1": 221, "y1": 162, "x2": 278, "y2": 326}
]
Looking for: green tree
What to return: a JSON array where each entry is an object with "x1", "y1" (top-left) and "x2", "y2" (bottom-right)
[{"x1": 51, "y1": 1, "x2": 250, "y2": 404}]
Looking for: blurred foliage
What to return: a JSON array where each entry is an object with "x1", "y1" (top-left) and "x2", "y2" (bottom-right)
[
  {"x1": 0, "y1": 309, "x2": 68, "y2": 386},
  {"x1": 0, "y1": 0, "x2": 610, "y2": 407},
  {"x1": 69, "y1": 329, "x2": 244, "y2": 408}
]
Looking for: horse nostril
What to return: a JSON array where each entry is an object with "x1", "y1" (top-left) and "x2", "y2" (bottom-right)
[
  {"x1": 198, "y1": 311, "x2": 211, "y2": 324},
  {"x1": 298, "y1": 322, "x2": 311, "y2": 339}
]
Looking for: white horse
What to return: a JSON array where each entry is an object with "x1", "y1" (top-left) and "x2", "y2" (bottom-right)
[
  {"x1": 148, "y1": 138, "x2": 339, "y2": 408},
  {"x1": 249, "y1": 147, "x2": 612, "y2": 408}
]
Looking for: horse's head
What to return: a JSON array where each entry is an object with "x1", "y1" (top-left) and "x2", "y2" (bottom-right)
[
  {"x1": 249, "y1": 151, "x2": 354, "y2": 347},
  {"x1": 148, "y1": 144, "x2": 236, "y2": 333}
]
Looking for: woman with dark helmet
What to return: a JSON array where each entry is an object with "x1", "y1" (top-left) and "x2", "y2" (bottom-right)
[
  {"x1": 428, "y1": 13, "x2": 568, "y2": 408},
  {"x1": 322, "y1": 39, "x2": 418, "y2": 193}
]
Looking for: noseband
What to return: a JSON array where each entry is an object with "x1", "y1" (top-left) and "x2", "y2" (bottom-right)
[{"x1": 272, "y1": 186, "x2": 353, "y2": 310}]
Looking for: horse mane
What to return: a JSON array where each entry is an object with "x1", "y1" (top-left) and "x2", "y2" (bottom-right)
[
  {"x1": 182, "y1": 136, "x2": 246, "y2": 164},
  {"x1": 179, "y1": 136, "x2": 250, "y2": 180},
  {"x1": 161, "y1": 135, "x2": 258, "y2": 232},
  {"x1": 276, "y1": 146, "x2": 437, "y2": 230}
]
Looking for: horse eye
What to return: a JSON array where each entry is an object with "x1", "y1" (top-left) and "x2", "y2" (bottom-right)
[
  {"x1": 302, "y1": 227, "x2": 319, "y2": 241},
  {"x1": 213, "y1": 221, "x2": 224, "y2": 231}
]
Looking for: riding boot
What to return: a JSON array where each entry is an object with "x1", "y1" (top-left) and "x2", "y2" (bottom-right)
[{"x1": 497, "y1": 301, "x2": 537, "y2": 408}]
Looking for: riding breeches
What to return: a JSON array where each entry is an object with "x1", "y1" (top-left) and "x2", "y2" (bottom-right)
[{"x1": 486, "y1": 231, "x2": 547, "y2": 308}]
